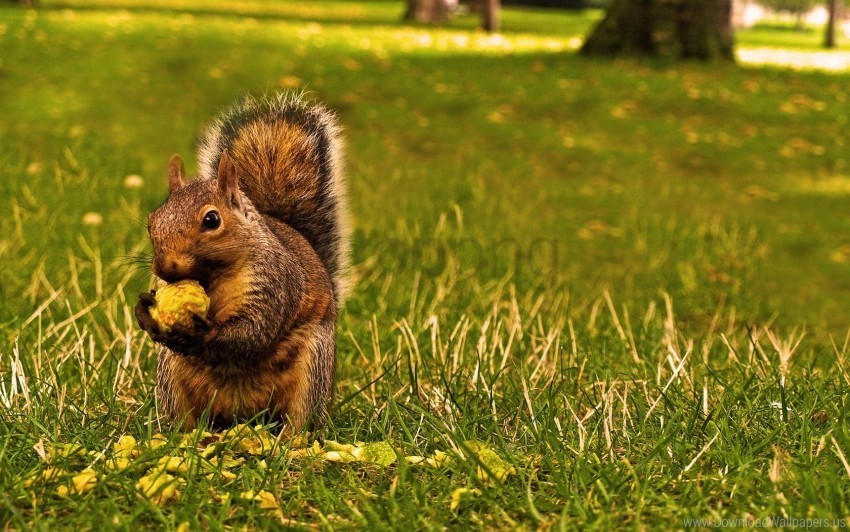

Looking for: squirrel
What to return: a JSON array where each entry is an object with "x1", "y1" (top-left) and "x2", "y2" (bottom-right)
[{"x1": 134, "y1": 92, "x2": 350, "y2": 432}]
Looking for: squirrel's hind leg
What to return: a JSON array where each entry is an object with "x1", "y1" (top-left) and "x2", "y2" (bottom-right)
[
  {"x1": 156, "y1": 349, "x2": 203, "y2": 429},
  {"x1": 273, "y1": 320, "x2": 336, "y2": 433}
]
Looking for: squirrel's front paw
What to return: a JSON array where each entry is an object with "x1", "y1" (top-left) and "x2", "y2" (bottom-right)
[
  {"x1": 158, "y1": 320, "x2": 209, "y2": 354},
  {"x1": 135, "y1": 291, "x2": 209, "y2": 353},
  {"x1": 134, "y1": 291, "x2": 160, "y2": 336}
]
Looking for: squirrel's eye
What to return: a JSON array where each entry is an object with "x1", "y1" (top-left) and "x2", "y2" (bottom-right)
[{"x1": 202, "y1": 210, "x2": 221, "y2": 231}]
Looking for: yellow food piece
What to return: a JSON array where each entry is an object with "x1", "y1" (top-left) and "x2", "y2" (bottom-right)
[
  {"x1": 324, "y1": 440, "x2": 361, "y2": 455},
  {"x1": 150, "y1": 280, "x2": 210, "y2": 332},
  {"x1": 209, "y1": 453, "x2": 244, "y2": 470},
  {"x1": 42, "y1": 467, "x2": 64, "y2": 482},
  {"x1": 106, "y1": 457, "x2": 131, "y2": 471},
  {"x1": 71, "y1": 469, "x2": 98, "y2": 494},
  {"x1": 240, "y1": 490, "x2": 281, "y2": 515},
  {"x1": 137, "y1": 471, "x2": 179, "y2": 504},
  {"x1": 57, "y1": 469, "x2": 98, "y2": 497},
  {"x1": 106, "y1": 434, "x2": 139, "y2": 470},
  {"x1": 472, "y1": 447, "x2": 515, "y2": 484},
  {"x1": 220, "y1": 423, "x2": 252, "y2": 442},
  {"x1": 288, "y1": 440, "x2": 324, "y2": 459},
  {"x1": 323, "y1": 439, "x2": 363, "y2": 462},
  {"x1": 289, "y1": 433, "x2": 310, "y2": 450},
  {"x1": 114, "y1": 435, "x2": 137, "y2": 458},
  {"x1": 219, "y1": 470, "x2": 238, "y2": 480},
  {"x1": 360, "y1": 441, "x2": 396, "y2": 466},
  {"x1": 52, "y1": 442, "x2": 87, "y2": 459},
  {"x1": 158, "y1": 455, "x2": 190, "y2": 474},
  {"x1": 222, "y1": 424, "x2": 275, "y2": 455},
  {"x1": 150, "y1": 433, "x2": 168, "y2": 449},
  {"x1": 210, "y1": 490, "x2": 232, "y2": 505},
  {"x1": 179, "y1": 429, "x2": 215, "y2": 450},
  {"x1": 24, "y1": 467, "x2": 64, "y2": 487},
  {"x1": 256, "y1": 490, "x2": 279, "y2": 511},
  {"x1": 449, "y1": 487, "x2": 481, "y2": 511},
  {"x1": 426, "y1": 450, "x2": 452, "y2": 468},
  {"x1": 324, "y1": 450, "x2": 359, "y2": 463}
]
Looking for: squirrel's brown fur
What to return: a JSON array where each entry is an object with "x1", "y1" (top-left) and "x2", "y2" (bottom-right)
[{"x1": 136, "y1": 93, "x2": 348, "y2": 431}]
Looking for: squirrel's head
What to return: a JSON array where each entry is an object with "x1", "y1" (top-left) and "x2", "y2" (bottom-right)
[{"x1": 147, "y1": 152, "x2": 256, "y2": 285}]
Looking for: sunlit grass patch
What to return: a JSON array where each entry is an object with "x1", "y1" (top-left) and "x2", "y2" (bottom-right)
[
  {"x1": 738, "y1": 48, "x2": 850, "y2": 71},
  {"x1": 785, "y1": 175, "x2": 850, "y2": 196},
  {"x1": 379, "y1": 27, "x2": 573, "y2": 54}
]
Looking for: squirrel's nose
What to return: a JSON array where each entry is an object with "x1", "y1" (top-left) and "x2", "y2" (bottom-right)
[{"x1": 154, "y1": 256, "x2": 194, "y2": 283}]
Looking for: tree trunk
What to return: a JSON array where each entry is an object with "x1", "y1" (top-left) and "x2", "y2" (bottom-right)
[
  {"x1": 483, "y1": 0, "x2": 500, "y2": 33},
  {"x1": 824, "y1": 0, "x2": 837, "y2": 48},
  {"x1": 404, "y1": 0, "x2": 450, "y2": 23},
  {"x1": 581, "y1": 0, "x2": 735, "y2": 61}
]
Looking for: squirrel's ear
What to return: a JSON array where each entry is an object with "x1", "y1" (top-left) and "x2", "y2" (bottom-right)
[
  {"x1": 168, "y1": 154, "x2": 187, "y2": 193},
  {"x1": 216, "y1": 152, "x2": 241, "y2": 208}
]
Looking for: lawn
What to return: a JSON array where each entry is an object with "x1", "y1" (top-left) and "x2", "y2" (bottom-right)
[{"x1": 1, "y1": 0, "x2": 849, "y2": 528}]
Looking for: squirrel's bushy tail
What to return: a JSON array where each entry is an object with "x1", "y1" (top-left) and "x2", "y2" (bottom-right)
[{"x1": 197, "y1": 92, "x2": 350, "y2": 304}]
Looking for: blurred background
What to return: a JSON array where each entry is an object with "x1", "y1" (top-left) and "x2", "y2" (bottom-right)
[{"x1": 0, "y1": 0, "x2": 848, "y2": 343}]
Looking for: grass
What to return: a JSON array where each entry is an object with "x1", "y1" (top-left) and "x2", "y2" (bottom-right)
[{"x1": 1, "y1": 0, "x2": 850, "y2": 528}]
